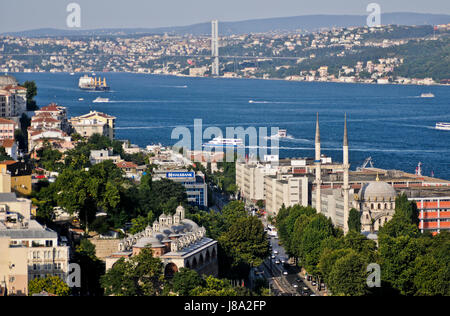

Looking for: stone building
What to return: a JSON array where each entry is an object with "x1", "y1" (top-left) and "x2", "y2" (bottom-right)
[{"x1": 106, "y1": 205, "x2": 218, "y2": 277}]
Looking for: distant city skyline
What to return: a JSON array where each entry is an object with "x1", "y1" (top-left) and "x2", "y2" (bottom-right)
[{"x1": 1, "y1": 0, "x2": 450, "y2": 33}]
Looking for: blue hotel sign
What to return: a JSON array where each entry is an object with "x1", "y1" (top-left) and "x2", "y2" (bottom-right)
[{"x1": 166, "y1": 172, "x2": 195, "y2": 179}]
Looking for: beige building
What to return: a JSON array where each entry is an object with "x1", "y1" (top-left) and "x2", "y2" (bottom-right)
[
  {"x1": 70, "y1": 110, "x2": 116, "y2": 140},
  {"x1": 236, "y1": 162, "x2": 278, "y2": 202},
  {"x1": 265, "y1": 175, "x2": 309, "y2": 216},
  {"x1": 0, "y1": 171, "x2": 69, "y2": 296}
]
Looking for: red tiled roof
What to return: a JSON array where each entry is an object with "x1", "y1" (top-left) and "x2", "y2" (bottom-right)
[
  {"x1": 32, "y1": 117, "x2": 60, "y2": 123},
  {"x1": 37, "y1": 104, "x2": 65, "y2": 112},
  {"x1": 0, "y1": 139, "x2": 15, "y2": 148},
  {"x1": 116, "y1": 161, "x2": 138, "y2": 169},
  {"x1": 0, "y1": 118, "x2": 16, "y2": 125},
  {"x1": 0, "y1": 160, "x2": 17, "y2": 165}
]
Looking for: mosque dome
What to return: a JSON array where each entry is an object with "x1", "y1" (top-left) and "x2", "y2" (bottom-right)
[
  {"x1": 134, "y1": 236, "x2": 163, "y2": 248},
  {"x1": 360, "y1": 181, "x2": 397, "y2": 202}
]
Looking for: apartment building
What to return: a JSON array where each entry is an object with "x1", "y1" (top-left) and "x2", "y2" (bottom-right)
[
  {"x1": 265, "y1": 175, "x2": 309, "y2": 216},
  {"x1": 0, "y1": 118, "x2": 17, "y2": 140},
  {"x1": 70, "y1": 110, "x2": 116, "y2": 140},
  {"x1": 0, "y1": 171, "x2": 69, "y2": 295}
]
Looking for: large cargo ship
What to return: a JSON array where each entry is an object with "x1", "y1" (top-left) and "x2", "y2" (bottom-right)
[
  {"x1": 78, "y1": 75, "x2": 110, "y2": 91},
  {"x1": 436, "y1": 122, "x2": 450, "y2": 131}
]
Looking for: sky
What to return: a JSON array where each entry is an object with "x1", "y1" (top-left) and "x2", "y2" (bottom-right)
[{"x1": 1, "y1": 0, "x2": 450, "y2": 33}]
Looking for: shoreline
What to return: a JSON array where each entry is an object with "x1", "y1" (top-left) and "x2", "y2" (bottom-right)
[{"x1": 8, "y1": 71, "x2": 450, "y2": 88}]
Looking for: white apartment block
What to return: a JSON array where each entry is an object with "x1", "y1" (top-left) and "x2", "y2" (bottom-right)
[{"x1": 265, "y1": 175, "x2": 309, "y2": 216}]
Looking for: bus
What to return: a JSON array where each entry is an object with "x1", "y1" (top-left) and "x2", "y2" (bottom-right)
[{"x1": 267, "y1": 225, "x2": 278, "y2": 237}]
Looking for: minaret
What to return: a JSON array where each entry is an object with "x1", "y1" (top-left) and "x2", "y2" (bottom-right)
[
  {"x1": 315, "y1": 113, "x2": 322, "y2": 213},
  {"x1": 343, "y1": 114, "x2": 350, "y2": 234}
]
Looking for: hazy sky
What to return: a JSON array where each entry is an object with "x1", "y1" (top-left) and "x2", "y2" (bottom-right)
[{"x1": 1, "y1": 0, "x2": 449, "y2": 32}]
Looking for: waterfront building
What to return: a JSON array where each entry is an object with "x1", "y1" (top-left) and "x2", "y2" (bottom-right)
[
  {"x1": 106, "y1": 205, "x2": 218, "y2": 277},
  {"x1": 69, "y1": 110, "x2": 116, "y2": 140},
  {"x1": 27, "y1": 128, "x2": 72, "y2": 153},
  {"x1": 0, "y1": 76, "x2": 27, "y2": 118},
  {"x1": 34, "y1": 104, "x2": 68, "y2": 130}
]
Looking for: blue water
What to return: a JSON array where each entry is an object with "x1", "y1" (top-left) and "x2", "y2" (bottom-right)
[{"x1": 12, "y1": 72, "x2": 450, "y2": 180}]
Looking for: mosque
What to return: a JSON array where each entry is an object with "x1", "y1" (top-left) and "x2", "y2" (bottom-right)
[{"x1": 312, "y1": 114, "x2": 398, "y2": 235}]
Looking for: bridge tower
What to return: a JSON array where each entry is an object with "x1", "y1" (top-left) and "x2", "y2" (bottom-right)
[{"x1": 211, "y1": 20, "x2": 219, "y2": 76}]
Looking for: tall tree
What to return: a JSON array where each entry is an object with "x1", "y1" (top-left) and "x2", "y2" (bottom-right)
[
  {"x1": 28, "y1": 275, "x2": 70, "y2": 296},
  {"x1": 101, "y1": 248, "x2": 164, "y2": 296},
  {"x1": 348, "y1": 208, "x2": 361, "y2": 232},
  {"x1": 327, "y1": 250, "x2": 368, "y2": 296}
]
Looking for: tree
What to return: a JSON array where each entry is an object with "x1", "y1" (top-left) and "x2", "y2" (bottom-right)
[
  {"x1": 256, "y1": 200, "x2": 265, "y2": 210},
  {"x1": 378, "y1": 234, "x2": 426, "y2": 295},
  {"x1": 413, "y1": 253, "x2": 450, "y2": 296},
  {"x1": 0, "y1": 146, "x2": 12, "y2": 161},
  {"x1": 23, "y1": 81, "x2": 39, "y2": 111},
  {"x1": 28, "y1": 275, "x2": 70, "y2": 296},
  {"x1": 189, "y1": 275, "x2": 237, "y2": 296},
  {"x1": 170, "y1": 268, "x2": 205, "y2": 296},
  {"x1": 219, "y1": 216, "x2": 270, "y2": 277},
  {"x1": 101, "y1": 248, "x2": 164, "y2": 296},
  {"x1": 327, "y1": 250, "x2": 368, "y2": 296},
  {"x1": 318, "y1": 248, "x2": 354, "y2": 284},
  {"x1": 348, "y1": 208, "x2": 361, "y2": 232},
  {"x1": 73, "y1": 239, "x2": 105, "y2": 296},
  {"x1": 129, "y1": 215, "x2": 150, "y2": 235},
  {"x1": 298, "y1": 214, "x2": 336, "y2": 275}
]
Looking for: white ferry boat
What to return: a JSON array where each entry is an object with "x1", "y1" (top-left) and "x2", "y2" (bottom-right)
[
  {"x1": 421, "y1": 93, "x2": 435, "y2": 98},
  {"x1": 93, "y1": 97, "x2": 110, "y2": 103},
  {"x1": 203, "y1": 137, "x2": 244, "y2": 148},
  {"x1": 265, "y1": 129, "x2": 292, "y2": 140},
  {"x1": 436, "y1": 122, "x2": 450, "y2": 131}
]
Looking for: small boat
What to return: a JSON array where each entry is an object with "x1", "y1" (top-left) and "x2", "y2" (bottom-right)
[
  {"x1": 93, "y1": 97, "x2": 109, "y2": 103},
  {"x1": 78, "y1": 98, "x2": 84, "y2": 101},
  {"x1": 421, "y1": 93, "x2": 435, "y2": 98},
  {"x1": 249, "y1": 100, "x2": 254, "y2": 103},
  {"x1": 70, "y1": 72, "x2": 75, "y2": 76},
  {"x1": 436, "y1": 122, "x2": 450, "y2": 131}
]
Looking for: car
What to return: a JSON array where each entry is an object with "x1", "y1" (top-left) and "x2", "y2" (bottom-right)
[
  {"x1": 295, "y1": 278, "x2": 302, "y2": 283},
  {"x1": 292, "y1": 284, "x2": 298, "y2": 288},
  {"x1": 303, "y1": 287, "x2": 309, "y2": 291},
  {"x1": 283, "y1": 271, "x2": 288, "y2": 275},
  {"x1": 275, "y1": 260, "x2": 280, "y2": 264},
  {"x1": 311, "y1": 281, "x2": 317, "y2": 286},
  {"x1": 273, "y1": 250, "x2": 279, "y2": 255},
  {"x1": 271, "y1": 255, "x2": 275, "y2": 259}
]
